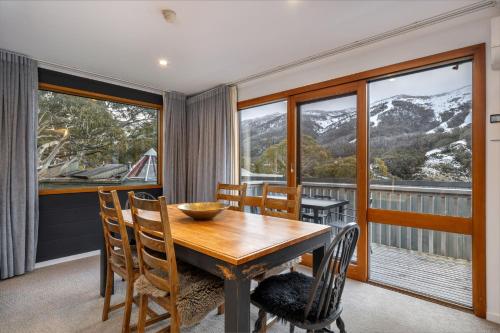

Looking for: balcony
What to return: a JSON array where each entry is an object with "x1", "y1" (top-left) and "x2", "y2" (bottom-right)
[{"x1": 244, "y1": 179, "x2": 472, "y2": 308}]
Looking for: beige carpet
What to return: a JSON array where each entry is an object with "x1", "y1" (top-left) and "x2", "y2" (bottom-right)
[{"x1": 0, "y1": 256, "x2": 498, "y2": 333}]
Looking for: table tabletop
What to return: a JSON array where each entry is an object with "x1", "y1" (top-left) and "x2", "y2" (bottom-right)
[{"x1": 121, "y1": 205, "x2": 330, "y2": 266}]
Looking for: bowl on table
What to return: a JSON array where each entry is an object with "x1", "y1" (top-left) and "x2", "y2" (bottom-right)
[{"x1": 177, "y1": 202, "x2": 229, "y2": 220}]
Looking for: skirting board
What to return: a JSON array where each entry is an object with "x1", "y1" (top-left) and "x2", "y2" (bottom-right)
[
  {"x1": 35, "y1": 250, "x2": 100, "y2": 269},
  {"x1": 487, "y1": 312, "x2": 500, "y2": 324}
]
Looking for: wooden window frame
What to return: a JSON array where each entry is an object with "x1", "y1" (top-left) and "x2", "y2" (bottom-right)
[
  {"x1": 38, "y1": 83, "x2": 163, "y2": 196},
  {"x1": 237, "y1": 44, "x2": 486, "y2": 317}
]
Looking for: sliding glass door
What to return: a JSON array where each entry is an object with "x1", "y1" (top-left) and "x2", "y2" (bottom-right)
[
  {"x1": 291, "y1": 82, "x2": 368, "y2": 280},
  {"x1": 367, "y1": 60, "x2": 474, "y2": 307},
  {"x1": 237, "y1": 45, "x2": 485, "y2": 315}
]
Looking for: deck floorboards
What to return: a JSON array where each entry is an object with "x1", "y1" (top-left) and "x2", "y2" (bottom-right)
[{"x1": 369, "y1": 243, "x2": 472, "y2": 308}]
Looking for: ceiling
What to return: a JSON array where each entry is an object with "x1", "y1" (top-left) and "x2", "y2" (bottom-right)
[{"x1": 0, "y1": 1, "x2": 486, "y2": 95}]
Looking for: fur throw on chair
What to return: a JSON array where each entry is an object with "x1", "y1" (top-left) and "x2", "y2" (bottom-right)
[
  {"x1": 134, "y1": 261, "x2": 224, "y2": 327},
  {"x1": 251, "y1": 271, "x2": 330, "y2": 323}
]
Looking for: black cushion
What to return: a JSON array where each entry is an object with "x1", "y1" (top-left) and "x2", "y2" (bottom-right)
[{"x1": 251, "y1": 271, "x2": 329, "y2": 323}]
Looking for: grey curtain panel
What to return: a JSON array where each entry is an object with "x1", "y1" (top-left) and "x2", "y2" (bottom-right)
[
  {"x1": 163, "y1": 91, "x2": 187, "y2": 203},
  {"x1": 0, "y1": 50, "x2": 39, "y2": 279},
  {"x1": 186, "y1": 85, "x2": 238, "y2": 202}
]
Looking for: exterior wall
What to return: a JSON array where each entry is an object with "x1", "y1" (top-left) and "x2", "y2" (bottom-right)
[{"x1": 238, "y1": 9, "x2": 500, "y2": 323}]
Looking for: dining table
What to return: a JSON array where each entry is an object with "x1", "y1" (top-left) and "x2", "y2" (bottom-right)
[{"x1": 99, "y1": 205, "x2": 332, "y2": 333}]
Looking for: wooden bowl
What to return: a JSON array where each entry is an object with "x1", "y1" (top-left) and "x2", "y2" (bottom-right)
[{"x1": 177, "y1": 202, "x2": 229, "y2": 220}]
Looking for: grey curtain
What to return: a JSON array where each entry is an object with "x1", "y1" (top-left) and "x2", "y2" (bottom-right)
[
  {"x1": 163, "y1": 91, "x2": 187, "y2": 203},
  {"x1": 0, "y1": 50, "x2": 39, "y2": 279},
  {"x1": 186, "y1": 85, "x2": 237, "y2": 202}
]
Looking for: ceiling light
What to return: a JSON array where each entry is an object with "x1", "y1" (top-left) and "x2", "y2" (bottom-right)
[
  {"x1": 389, "y1": 78, "x2": 396, "y2": 82},
  {"x1": 158, "y1": 59, "x2": 168, "y2": 68}
]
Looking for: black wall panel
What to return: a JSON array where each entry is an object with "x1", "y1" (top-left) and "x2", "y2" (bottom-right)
[
  {"x1": 38, "y1": 68, "x2": 163, "y2": 105},
  {"x1": 36, "y1": 188, "x2": 162, "y2": 262}
]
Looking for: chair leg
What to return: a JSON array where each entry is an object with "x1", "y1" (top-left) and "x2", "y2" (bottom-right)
[
  {"x1": 170, "y1": 308, "x2": 181, "y2": 333},
  {"x1": 253, "y1": 308, "x2": 267, "y2": 333},
  {"x1": 102, "y1": 265, "x2": 114, "y2": 321},
  {"x1": 336, "y1": 316, "x2": 346, "y2": 333},
  {"x1": 121, "y1": 279, "x2": 134, "y2": 333},
  {"x1": 289, "y1": 323, "x2": 295, "y2": 333},
  {"x1": 217, "y1": 303, "x2": 225, "y2": 315},
  {"x1": 137, "y1": 294, "x2": 148, "y2": 333}
]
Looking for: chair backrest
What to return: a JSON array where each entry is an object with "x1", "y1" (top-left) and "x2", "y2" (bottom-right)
[
  {"x1": 98, "y1": 187, "x2": 134, "y2": 273},
  {"x1": 128, "y1": 191, "x2": 179, "y2": 298},
  {"x1": 261, "y1": 183, "x2": 302, "y2": 220},
  {"x1": 304, "y1": 222, "x2": 359, "y2": 322},
  {"x1": 124, "y1": 191, "x2": 156, "y2": 209},
  {"x1": 215, "y1": 182, "x2": 247, "y2": 211}
]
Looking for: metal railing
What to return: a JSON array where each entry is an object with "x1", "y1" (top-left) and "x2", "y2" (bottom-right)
[{"x1": 243, "y1": 179, "x2": 472, "y2": 260}]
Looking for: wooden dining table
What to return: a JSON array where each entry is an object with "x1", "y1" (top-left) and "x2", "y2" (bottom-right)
[{"x1": 99, "y1": 205, "x2": 331, "y2": 333}]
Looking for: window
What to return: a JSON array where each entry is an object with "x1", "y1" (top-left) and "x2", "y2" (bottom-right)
[
  {"x1": 239, "y1": 100, "x2": 287, "y2": 184},
  {"x1": 368, "y1": 61, "x2": 472, "y2": 217},
  {"x1": 37, "y1": 90, "x2": 159, "y2": 190}
]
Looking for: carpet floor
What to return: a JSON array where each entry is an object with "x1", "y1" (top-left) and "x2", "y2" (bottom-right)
[{"x1": 0, "y1": 255, "x2": 498, "y2": 333}]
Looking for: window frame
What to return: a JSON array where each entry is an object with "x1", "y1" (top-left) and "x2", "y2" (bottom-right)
[
  {"x1": 237, "y1": 44, "x2": 486, "y2": 317},
  {"x1": 38, "y1": 83, "x2": 163, "y2": 195}
]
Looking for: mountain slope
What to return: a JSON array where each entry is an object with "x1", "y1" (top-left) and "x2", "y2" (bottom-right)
[{"x1": 241, "y1": 85, "x2": 472, "y2": 182}]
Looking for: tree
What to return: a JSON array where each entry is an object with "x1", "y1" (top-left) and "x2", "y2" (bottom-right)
[{"x1": 37, "y1": 91, "x2": 157, "y2": 177}]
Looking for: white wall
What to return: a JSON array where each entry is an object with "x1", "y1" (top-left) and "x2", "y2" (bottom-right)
[{"x1": 238, "y1": 8, "x2": 500, "y2": 323}]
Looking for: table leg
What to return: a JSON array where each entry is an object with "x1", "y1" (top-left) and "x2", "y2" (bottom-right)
[
  {"x1": 100, "y1": 248, "x2": 107, "y2": 297},
  {"x1": 313, "y1": 208, "x2": 320, "y2": 224},
  {"x1": 224, "y1": 278, "x2": 251, "y2": 333},
  {"x1": 313, "y1": 244, "x2": 326, "y2": 277}
]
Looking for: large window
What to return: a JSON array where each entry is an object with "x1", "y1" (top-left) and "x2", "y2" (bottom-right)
[
  {"x1": 239, "y1": 100, "x2": 287, "y2": 185},
  {"x1": 38, "y1": 90, "x2": 159, "y2": 190}
]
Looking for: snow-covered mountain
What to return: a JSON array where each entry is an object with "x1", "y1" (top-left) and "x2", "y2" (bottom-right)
[{"x1": 241, "y1": 85, "x2": 472, "y2": 181}]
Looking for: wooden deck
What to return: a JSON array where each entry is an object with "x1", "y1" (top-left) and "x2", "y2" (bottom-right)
[{"x1": 370, "y1": 243, "x2": 472, "y2": 308}]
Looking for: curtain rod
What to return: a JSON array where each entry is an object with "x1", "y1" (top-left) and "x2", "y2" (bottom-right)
[
  {"x1": 231, "y1": 0, "x2": 497, "y2": 85},
  {"x1": 187, "y1": 83, "x2": 237, "y2": 99}
]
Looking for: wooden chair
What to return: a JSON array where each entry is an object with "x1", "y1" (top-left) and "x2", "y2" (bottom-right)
[
  {"x1": 128, "y1": 192, "x2": 224, "y2": 333},
  {"x1": 215, "y1": 182, "x2": 247, "y2": 211},
  {"x1": 261, "y1": 183, "x2": 302, "y2": 220},
  {"x1": 251, "y1": 223, "x2": 360, "y2": 333},
  {"x1": 98, "y1": 187, "x2": 138, "y2": 333},
  {"x1": 253, "y1": 183, "x2": 303, "y2": 331}
]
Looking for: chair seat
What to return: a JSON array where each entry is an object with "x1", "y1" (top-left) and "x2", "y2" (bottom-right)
[
  {"x1": 134, "y1": 261, "x2": 224, "y2": 327},
  {"x1": 251, "y1": 271, "x2": 339, "y2": 325}
]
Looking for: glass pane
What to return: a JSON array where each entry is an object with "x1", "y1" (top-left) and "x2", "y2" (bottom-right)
[
  {"x1": 298, "y1": 94, "x2": 357, "y2": 245},
  {"x1": 368, "y1": 61, "x2": 472, "y2": 217},
  {"x1": 369, "y1": 222, "x2": 472, "y2": 307},
  {"x1": 239, "y1": 101, "x2": 287, "y2": 199},
  {"x1": 38, "y1": 90, "x2": 158, "y2": 190}
]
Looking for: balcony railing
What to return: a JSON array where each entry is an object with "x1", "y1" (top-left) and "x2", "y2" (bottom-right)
[
  {"x1": 244, "y1": 179, "x2": 471, "y2": 261},
  {"x1": 244, "y1": 178, "x2": 473, "y2": 307}
]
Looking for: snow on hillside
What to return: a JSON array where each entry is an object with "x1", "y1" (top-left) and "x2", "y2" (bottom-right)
[
  {"x1": 368, "y1": 85, "x2": 472, "y2": 133},
  {"x1": 420, "y1": 140, "x2": 470, "y2": 181}
]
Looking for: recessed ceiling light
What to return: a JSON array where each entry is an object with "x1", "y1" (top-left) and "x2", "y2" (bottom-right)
[
  {"x1": 389, "y1": 78, "x2": 396, "y2": 82},
  {"x1": 158, "y1": 59, "x2": 168, "y2": 68}
]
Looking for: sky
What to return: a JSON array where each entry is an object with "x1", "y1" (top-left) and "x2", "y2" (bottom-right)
[
  {"x1": 241, "y1": 61, "x2": 472, "y2": 120},
  {"x1": 369, "y1": 61, "x2": 472, "y2": 102}
]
